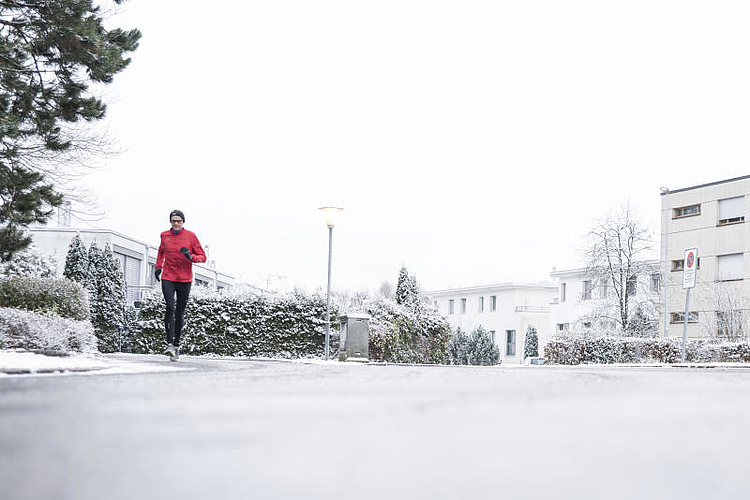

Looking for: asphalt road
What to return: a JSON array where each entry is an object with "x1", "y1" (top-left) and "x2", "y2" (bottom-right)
[{"x1": 1, "y1": 355, "x2": 749, "y2": 500}]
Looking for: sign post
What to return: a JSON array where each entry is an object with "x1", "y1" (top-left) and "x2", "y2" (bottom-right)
[{"x1": 681, "y1": 248, "x2": 697, "y2": 362}]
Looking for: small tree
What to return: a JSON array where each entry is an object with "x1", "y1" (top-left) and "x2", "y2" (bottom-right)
[
  {"x1": 64, "y1": 235, "x2": 90, "y2": 284},
  {"x1": 524, "y1": 325, "x2": 539, "y2": 358},
  {"x1": 448, "y1": 326, "x2": 500, "y2": 366},
  {"x1": 396, "y1": 266, "x2": 420, "y2": 307}
]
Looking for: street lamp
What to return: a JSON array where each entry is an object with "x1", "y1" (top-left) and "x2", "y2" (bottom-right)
[
  {"x1": 319, "y1": 206, "x2": 344, "y2": 359},
  {"x1": 660, "y1": 187, "x2": 669, "y2": 337}
]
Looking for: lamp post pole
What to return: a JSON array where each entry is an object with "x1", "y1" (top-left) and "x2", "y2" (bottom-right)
[
  {"x1": 661, "y1": 187, "x2": 669, "y2": 337},
  {"x1": 319, "y1": 207, "x2": 344, "y2": 360},
  {"x1": 325, "y1": 224, "x2": 333, "y2": 359}
]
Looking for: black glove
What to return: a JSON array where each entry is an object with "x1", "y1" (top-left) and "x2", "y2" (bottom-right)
[
  {"x1": 154, "y1": 268, "x2": 162, "y2": 282},
  {"x1": 180, "y1": 247, "x2": 192, "y2": 260}
]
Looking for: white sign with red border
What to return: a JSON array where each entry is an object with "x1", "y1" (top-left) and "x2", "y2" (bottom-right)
[{"x1": 683, "y1": 248, "x2": 697, "y2": 289}]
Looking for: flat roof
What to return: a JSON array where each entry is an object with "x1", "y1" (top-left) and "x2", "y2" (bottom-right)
[{"x1": 661, "y1": 174, "x2": 750, "y2": 195}]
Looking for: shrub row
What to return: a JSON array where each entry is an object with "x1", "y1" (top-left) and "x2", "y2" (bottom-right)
[
  {"x1": 134, "y1": 288, "x2": 333, "y2": 357},
  {"x1": 0, "y1": 307, "x2": 98, "y2": 353},
  {"x1": 544, "y1": 335, "x2": 750, "y2": 364},
  {"x1": 0, "y1": 276, "x2": 89, "y2": 321}
]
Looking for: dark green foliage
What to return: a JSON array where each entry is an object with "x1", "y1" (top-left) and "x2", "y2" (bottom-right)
[
  {"x1": 0, "y1": 276, "x2": 89, "y2": 320},
  {"x1": 0, "y1": 165, "x2": 62, "y2": 260},
  {"x1": 0, "y1": 1, "x2": 141, "y2": 258},
  {"x1": 524, "y1": 324, "x2": 539, "y2": 358},
  {"x1": 133, "y1": 289, "x2": 331, "y2": 357},
  {"x1": 447, "y1": 325, "x2": 501, "y2": 365},
  {"x1": 82, "y1": 242, "x2": 125, "y2": 352}
]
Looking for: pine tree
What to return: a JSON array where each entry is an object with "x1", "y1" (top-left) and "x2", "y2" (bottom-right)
[
  {"x1": 0, "y1": 1, "x2": 141, "y2": 259},
  {"x1": 524, "y1": 324, "x2": 539, "y2": 358},
  {"x1": 396, "y1": 266, "x2": 420, "y2": 307},
  {"x1": 64, "y1": 235, "x2": 90, "y2": 284},
  {"x1": 396, "y1": 266, "x2": 410, "y2": 305},
  {"x1": 97, "y1": 244, "x2": 126, "y2": 332},
  {"x1": 86, "y1": 242, "x2": 103, "y2": 328}
]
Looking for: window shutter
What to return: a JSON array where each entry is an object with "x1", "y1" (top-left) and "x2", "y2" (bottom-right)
[
  {"x1": 719, "y1": 197, "x2": 744, "y2": 221},
  {"x1": 718, "y1": 253, "x2": 743, "y2": 281}
]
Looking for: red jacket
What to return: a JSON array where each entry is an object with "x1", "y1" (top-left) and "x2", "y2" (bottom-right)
[{"x1": 156, "y1": 228, "x2": 207, "y2": 283}]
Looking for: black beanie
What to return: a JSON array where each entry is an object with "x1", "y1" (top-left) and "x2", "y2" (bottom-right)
[{"x1": 169, "y1": 209, "x2": 185, "y2": 222}]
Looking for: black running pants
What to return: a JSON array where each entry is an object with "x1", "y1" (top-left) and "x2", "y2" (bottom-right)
[{"x1": 162, "y1": 280, "x2": 192, "y2": 347}]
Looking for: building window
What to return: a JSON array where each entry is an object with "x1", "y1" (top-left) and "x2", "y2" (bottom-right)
[
  {"x1": 561, "y1": 283, "x2": 567, "y2": 302},
  {"x1": 718, "y1": 253, "x2": 743, "y2": 281},
  {"x1": 490, "y1": 295, "x2": 497, "y2": 311},
  {"x1": 460, "y1": 298, "x2": 467, "y2": 314},
  {"x1": 490, "y1": 330, "x2": 496, "y2": 343},
  {"x1": 626, "y1": 275, "x2": 637, "y2": 296},
  {"x1": 582, "y1": 280, "x2": 592, "y2": 300},
  {"x1": 673, "y1": 204, "x2": 701, "y2": 219},
  {"x1": 478, "y1": 296, "x2": 484, "y2": 313},
  {"x1": 506, "y1": 330, "x2": 516, "y2": 356},
  {"x1": 599, "y1": 280, "x2": 609, "y2": 299},
  {"x1": 557, "y1": 323, "x2": 569, "y2": 332},
  {"x1": 449, "y1": 299, "x2": 455, "y2": 315},
  {"x1": 671, "y1": 312, "x2": 699, "y2": 323},
  {"x1": 718, "y1": 196, "x2": 745, "y2": 226},
  {"x1": 651, "y1": 274, "x2": 660, "y2": 293},
  {"x1": 672, "y1": 258, "x2": 700, "y2": 271}
]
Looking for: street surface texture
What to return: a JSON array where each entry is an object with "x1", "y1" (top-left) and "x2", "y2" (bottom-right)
[{"x1": 1, "y1": 355, "x2": 749, "y2": 500}]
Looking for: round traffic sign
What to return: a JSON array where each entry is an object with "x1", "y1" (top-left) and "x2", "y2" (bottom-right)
[{"x1": 687, "y1": 252, "x2": 695, "y2": 268}]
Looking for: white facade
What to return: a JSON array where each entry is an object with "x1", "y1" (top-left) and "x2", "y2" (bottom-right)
[
  {"x1": 425, "y1": 283, "x2": 557, "y2": 364},
  {"x1": 30, "y1": 225, "x2": 234, "y2": 305},
  {"x1": 661, "y1": 175, "x2": 750, "y2": 338},
  {"x1": 549, "y1": 261, "x2": 660, "y2": 335}
]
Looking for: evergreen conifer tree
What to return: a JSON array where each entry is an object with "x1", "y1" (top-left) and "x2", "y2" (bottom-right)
[
  {"x1": 86, "y1": 242, "x2": 103, "y2": 327},
  {"x1": 63, "y1": 235, "x2": 90, "y2": 284},
  {"x1": 0, "y1": 1, "x2": 141, "y2": 259},
  {"x1": 396, "y1": 266, "x2": 410, "y2": 305},
  {"x1": 396, "y1": 266, "x2": 420, "y2": 307},
  {"x1": 524, "y1": 324, "x2": 539, "y2": 358},
  {"x1": 97, "y1": 244, "x2": 126, "y2": 333}
]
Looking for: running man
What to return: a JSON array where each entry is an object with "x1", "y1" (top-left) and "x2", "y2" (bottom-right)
[{"x1": 154, "y1": 209, "x2": 206, "y2": 360}]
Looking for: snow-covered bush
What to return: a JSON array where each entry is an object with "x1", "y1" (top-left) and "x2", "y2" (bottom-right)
[
  {"x1": 0, "y1": 276, "x2": 89, "y2": 321},
  {"x1": 0, "y1": 244, "x2": 57, "y2": 278},
  {"x1": 364, "y1": 296, "x2": 451, "y2": 364},
  {"x1": 544, "y1": 335, "x2": 750, "y2": 364},
  {"x1": 133, "y1": 287, "x2": 331, "y2": 357},
  {"x1": 447, "y1": 326, "x2": 501, "y2": 366},
  {"x1": 524, "y1": 325, "x2": 539, "y2": 358},
  {"x1": 0, "y1": 306, "x2": 97, "y2": 353}
]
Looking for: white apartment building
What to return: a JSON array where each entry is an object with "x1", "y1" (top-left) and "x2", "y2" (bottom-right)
[
  {"x1": 425, "y1": 282, "x2": 558, "y2": 364},
  {"x1": 30, "y1": 224, "x2": 234, "y2": 305},
  {"x1": 661, "y1": 175, "x2": 750, "y2": 339},
  {"x1": 550, "y1": 261, "x2": 660, "y2": 335}
]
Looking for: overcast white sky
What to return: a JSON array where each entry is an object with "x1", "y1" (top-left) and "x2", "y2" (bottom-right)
[{"x1": 81, "y1": 1, "x2": 750, "y2": 293}]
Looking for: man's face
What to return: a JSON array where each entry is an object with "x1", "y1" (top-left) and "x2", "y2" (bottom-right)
[{"x1": 170, "y1": 216, "x2": 184, "y2": 230}]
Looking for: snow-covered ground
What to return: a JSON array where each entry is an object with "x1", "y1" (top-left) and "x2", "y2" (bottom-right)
[{"x1": 0, "y1": 350, "x2": 186, "y2": 376}]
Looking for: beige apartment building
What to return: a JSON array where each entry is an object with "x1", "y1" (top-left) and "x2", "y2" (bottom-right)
[{"x1": 661, "y1": 175, "x2": 750, "y2": 339}]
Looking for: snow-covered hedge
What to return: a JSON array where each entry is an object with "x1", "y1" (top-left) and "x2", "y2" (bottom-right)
[
  {"x1": 364, "y1": 297, "x2": 451, "y2": 364},
  {"x1": 544, "y1": 335, "x2": 750, "y2": 364},
  {"x1": 0, "y1": 307, "x2": 98, "y2": 353},
  {"x1": 447, "y1": 326, "x2": 501, "y2": 366},
  {"x1": 133, "y1": 288, "x2": 333, "y2": 357},
  {"x1": 0, "y1": 276, "x2": 89, "y2": 321}
]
